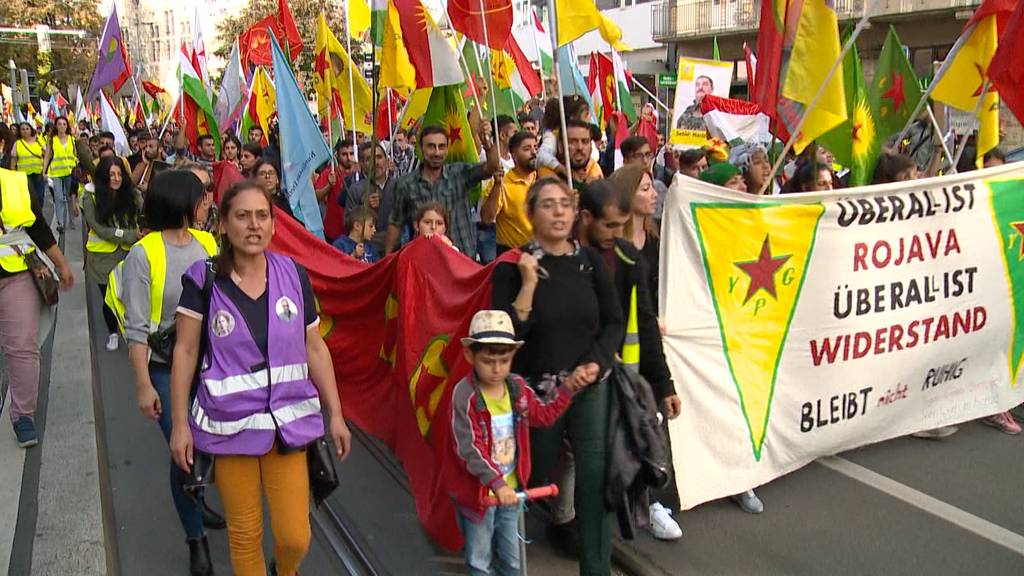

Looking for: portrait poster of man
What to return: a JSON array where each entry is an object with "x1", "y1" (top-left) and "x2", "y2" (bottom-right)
[{"x1": 670, "y1": 57, "x2": 734, "y2": 148}]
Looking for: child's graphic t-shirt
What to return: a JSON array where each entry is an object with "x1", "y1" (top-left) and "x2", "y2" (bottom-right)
[{"x1": 483, "y1": 389, "x2": 518, "y2": 490}]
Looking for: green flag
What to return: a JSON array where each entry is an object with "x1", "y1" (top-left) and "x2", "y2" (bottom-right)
[
  {"x1": 713, "y1": 36, "x2": 721, "y2": 61},
  {"x1": 819, "y1": 26, "x2": 878, "y2": 186},
  {"x1": 422, "y1": 84, "x2": 481, "y2": 202},
  {"x1": 460, "y1": 41, "x2": 492, "y2": 117},
  {"x1": 869, "y1": 25, "x2": 923, "y2": 144}
]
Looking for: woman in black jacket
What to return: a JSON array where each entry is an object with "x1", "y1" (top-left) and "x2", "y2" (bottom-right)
[{"x1": 491, "y1": 178, "x2": 623, "y2": 576}]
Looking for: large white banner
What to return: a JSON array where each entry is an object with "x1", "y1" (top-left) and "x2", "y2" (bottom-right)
[{"x1": 660, "y1": 163, "x2": 1024, "y2": 509}]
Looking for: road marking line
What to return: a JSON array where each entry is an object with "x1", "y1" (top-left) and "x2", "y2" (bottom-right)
[{"x1": 818, "y1": 455, "x2": 1024, "y2": 557}]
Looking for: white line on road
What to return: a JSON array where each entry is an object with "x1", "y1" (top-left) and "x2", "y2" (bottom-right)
[{"x1": 818, "y1": 455, "x2": 1024, "y2": 557}]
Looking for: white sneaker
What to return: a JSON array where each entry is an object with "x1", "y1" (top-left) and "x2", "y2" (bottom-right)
[
  {"x1": 731, "y1": 490, "x2": 764, "y2": 514},
  {"x1": 911, "y1": 425, "x2": 960, "y2": 439},
  {"x1": 105, "y1": 333, "x2": 119, "y2": 351},
  {"x1": 646, "y1": 502, "x2": 682, "y2": 540}
]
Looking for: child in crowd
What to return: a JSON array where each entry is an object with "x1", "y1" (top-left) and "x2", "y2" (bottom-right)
[
  {"x1": 445, "y1": 310, "x2": 586, "y2": 576},
  {"x1": 415, "y1": 201, "x2": 458, "y2": 250},
  {"x1": 333, "y1": 207, "x2": 380, "y2": 263}
]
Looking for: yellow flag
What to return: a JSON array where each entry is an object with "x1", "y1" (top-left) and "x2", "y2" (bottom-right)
[
  {"x1": 314, "y1": 14, "x2": 373, "y2": 134},
  {"x1": 348, "y1": 0, "x2": 372, "y2": 41},
  {"x1": 491, "y1": 49, "x2": 515, "y2": 90},
  {"x1": 693, "y1": 203, "x2": 824, "y2": 460},
  {"x1": 932, "y1": 15, "x2": 999, "y2": 167},
  {"x1": 380, "y1": 0, "x2": 416, "y2": 95},
  {"x1": 252, "y1": 67, "x2": 276, "y2": 142},
  {"x1": 554, "y1": 0, "x2": 630, "y2": 51},
  {"x1": 781, "y1": 0, "x2": 847, "y2": 153},
  {"x1": 402, "y1": 88, "x2": 432, "y2": 129}
]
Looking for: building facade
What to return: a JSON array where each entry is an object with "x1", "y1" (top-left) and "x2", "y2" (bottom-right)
[{"x1": 650, "y1": 0, "x2": 1022, "y2": 148}]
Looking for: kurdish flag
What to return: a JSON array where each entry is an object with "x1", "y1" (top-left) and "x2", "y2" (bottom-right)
[
  {"x1": 392, "y1": 0, "x2": 464, "y2": 88},
  {"x1": 241, "y1": 67, "x2": 275, "y2": 146},
  {"x1": 179, "y1": 44, "x2": 220, "y2": 155},
  {"x1": 422, "y1": 84, "x2": 479, "y2": 197},
  {"x1": 819, "y1": 26, "x2": 878, "y2": 187},
  {"x1": 869, "y1": 26, "x2": 923, "y2": 145}
]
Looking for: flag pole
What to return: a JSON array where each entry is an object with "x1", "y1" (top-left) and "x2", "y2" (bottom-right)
[
  {"x1": 631, "y1": 76, "x2": 670, "y2": 113},
  {"x1": 385, "y1": 87, "x2": 395, "y2": 161},
  {"x1": 388, "y1": 92, "x2": 412, "y2": 142},
  {"x1": 925, "y1": 103, "x2": 954, "y2": 168},
  {"x1": 893, "y1": 22, "x2": 976, "y2": 149},
  {"x1": 456, "y1": 38, "x2": 486, "y2": 118},
  {"x1": 478, "y1": 10, "x2": 503, "y2": 161},
  {"x1": 544, "y1": 0, "x2": 573, "y2": 190},
  {"x1": 344, "y1": 1, "x2": 359, "y2": 148},
  {"x1": 759, "y1": 6, "x2": 875, "y2": 195},
  {"x1": 528, "y1": 6, "x2": 547, "y2": 98}
]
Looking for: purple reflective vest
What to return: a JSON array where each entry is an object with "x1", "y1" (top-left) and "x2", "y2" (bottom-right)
[{"x1": 185, "y1": 251, "x2": 324, "y2": 456}]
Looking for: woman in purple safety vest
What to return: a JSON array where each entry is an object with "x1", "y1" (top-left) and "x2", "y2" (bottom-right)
[{"x1": 169, "y1": 181, "x2": 352, "y2": 576}]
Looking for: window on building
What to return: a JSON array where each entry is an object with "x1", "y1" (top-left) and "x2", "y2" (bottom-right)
[
  {"x1": 596, "y1": 0, "x2": 622, "y2": 9},
  {"x1": 165, "y1": 11, "x2": 172, "y2": 36}
]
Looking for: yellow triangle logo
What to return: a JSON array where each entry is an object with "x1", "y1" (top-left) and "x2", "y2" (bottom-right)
[{"x1": 694, "y1": 203, "x2": 825, "y2": 460}]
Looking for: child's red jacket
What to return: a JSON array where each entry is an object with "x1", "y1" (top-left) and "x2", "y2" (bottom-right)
[{"x1": 444, "y1": 372, "x2": 573, "y2": 520}]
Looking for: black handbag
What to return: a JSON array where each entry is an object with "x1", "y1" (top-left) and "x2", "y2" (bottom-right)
[
  {"x1": 307, "y1": 436, "x2": 339, "y2": 507},
  {"x1": 181, "y1": 260, "x2": 217, "y2": 493}
]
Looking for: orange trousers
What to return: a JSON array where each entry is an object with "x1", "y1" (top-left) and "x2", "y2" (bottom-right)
[{"x1": 216, "y1": 445, "x2": 310, "y2": 576}]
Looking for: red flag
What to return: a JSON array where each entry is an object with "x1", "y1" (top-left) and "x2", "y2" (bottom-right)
[
  {"x1": 743, "y1": 42, "x2": 756, "y2": 99},
  {"x1": 277, "y1": 0, "x2": 304, "y2": 59},
  {"x1": 988, "y1": 0, "x2": 1024, "y2": 124},
  {"x1": 269, "y1": 213, "x2": 514, "y2": 551},
  {"x1": 240, "y1": 17, "x2": 280, "y2": 67},
  {"x1": 376, "y1": 90, "x2": 404, "y2": 140},
  {"x1": 753, "y1": 0, "x2": 787, "y2": 141},
  {"x1": 213, "y1": 160, "x2": 245, "y2": 204},
  {"x1": 142, "y1": 80, "x2": 167, "y2": 98},
  {"x1": 447, "y1": 0, "x2": 513, "y2": 50}
]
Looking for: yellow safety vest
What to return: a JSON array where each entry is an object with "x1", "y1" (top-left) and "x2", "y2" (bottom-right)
[
  {"x1": 15, "y1": 139, "x2": 44, "y2": 175},
  {"x1": 48, "y1": 136, "x2": 76, "y2": 178},
  {"x1": 614, "y1": 244, "x2": 640, "y2": 371},
  {"x1": 105, "y1": 229, "x2": 218, "y2": 336},
  {"x1": 0, "y1": 169, "x2": 38, "y2": 273},
  {"x1": 86, "y1": 229, "x2": 121, "y2": 253}
]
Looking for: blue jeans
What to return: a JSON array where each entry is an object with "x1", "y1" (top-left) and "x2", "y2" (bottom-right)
[
  {"x1": 150, "y1": 363, "x2": 205, "y2": 539},
  {"x1": 477, "y1": 226, "x2": 497, "y2": 264},
  {"x1": 456, "y1": 505, "x2": 521, "y2": 576},
  {"x1": 51, "y1": 175, "x2": 72, "y2": 229},
  {"x1": 26, "y1": 173, "x2": 46, "y2": 208}
]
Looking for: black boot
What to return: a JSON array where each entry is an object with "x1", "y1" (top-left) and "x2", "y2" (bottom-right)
[
  {"x1": 187, "y1": 536, "x2": 214, "y2": 576},
  {"x1": 201, "y1": 502, "x2": 227, "y2": 530}
]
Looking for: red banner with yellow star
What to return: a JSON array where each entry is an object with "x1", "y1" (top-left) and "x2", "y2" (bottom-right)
[{"x1": 270, "y1": 208, "x2": 507, "y2": 551}]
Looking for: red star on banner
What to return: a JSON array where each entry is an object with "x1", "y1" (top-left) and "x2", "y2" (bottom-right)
[
  {"x1": 1012, "y1": 222, "x2": 1024, "y2": 259},
  {"x1": 972, "y1": 62, "x2": 996, "y2": 97},
  {"x1": 448, "y1": 124, "x2": 462, "y2": 143},
  {"x1": 735, "y1": 235, "x2": 792, "y2": 304},
  {"x1": 314, "y1": 48, "x2": 330, "y2": 80},
  {"x1": 883, "y1": 72, "x2": 905, "y2": 113}
]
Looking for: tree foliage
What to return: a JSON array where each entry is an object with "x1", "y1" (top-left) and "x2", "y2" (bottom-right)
[
  {"x1": 0, "y1": 0, "x2": 104, "y2": 96},
  {"x1": 215, "y1": 0, "x2": 353, "y2": 86}
]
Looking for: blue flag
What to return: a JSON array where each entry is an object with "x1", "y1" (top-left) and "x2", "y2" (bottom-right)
[
  {"x1": 557, "y1": 44, "x2": 593, "y2": 111},
  {"x1": 270, "y1": 33, "x2": 330, "y2": 239}
]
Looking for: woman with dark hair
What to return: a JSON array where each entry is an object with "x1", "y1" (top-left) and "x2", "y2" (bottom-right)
[
  {"x1": 43, "y1": 116, "x2": 77, "y2": 232},
  {"x1": 0, "y1": 123, "x2": 13, "y2": 169},
  {"x1": 609, "y1": 164, "x2": 662, "y2": 304},
  {"x1": 784, "y1": 160, "x2": 834, "y2": 193},
  {"x1": 113, "y1": 169, "x2": 222, "y2": 575},
  {"x1": 239, "y1": 142, "x2": 262, "y2": 177},
  {"x1": 85, "y1": 155, "x2": 143, "y2": 351},
  {"x1": 222, "y1": 134, "x2": 243, "y2": 171},
  {"x1": 872, "y1": 152, "x2": 919, "y2": 184},
  {"x1": 491, "y1": 178, "x2": 623, "y2": 576},
  {"x1": 252, "y1": 158, "x2": 293, "y2": 217},
  {"x1": 170, "y1": 180, "x2": 352, "y2": 576},
  {"x1": 11, "y1": 122, "x2": 47, "y2": 205}
]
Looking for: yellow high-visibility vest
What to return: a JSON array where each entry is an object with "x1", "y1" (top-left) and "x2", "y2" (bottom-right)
[
  {"x1": 105, "y1": 230, "x2": 218, "y2": 335},
  {"x1": 15, "y1": 139, "x2": 44, "y2": 174},
  {"x1": 48, "y1": 135, "x2": 76, "y2": 177},
  {"x1": 0, "y1": 169, "x2": 38, "y2": 273}
]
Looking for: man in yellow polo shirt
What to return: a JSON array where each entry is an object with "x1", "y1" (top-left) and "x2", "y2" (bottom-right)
[
  {"x1": 481, "y1": 131, "x2": 538, "y2": 254},
  {"x1": 537, "y1": 119, "x2": 604, "y2": 190}
]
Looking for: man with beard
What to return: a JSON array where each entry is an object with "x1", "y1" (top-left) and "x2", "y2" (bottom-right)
[
  {"x1": 130, "y1": 132, "x2": 165, "y2": 192},
  {"x1": 315, "y1": 139, "x2": 356, "y2": 241},
  {"x1": 344, "y1": 142, "x2": 395, "y2": 254},
  {"x1": 481, "y1": 131, "x2": 538, "y2": 254},
  {"x1": 570, "y1": 179, "x2": 683, "y2": 541},
  {"x1": 538, "y1": 119, "x2": 604, "y2": 188},
  {"x1": 676, "y1": 75, "x2": 714, "y2": 131},
  {"x1": 386, "y1": 123, "x2": 500, "y2": 256}
]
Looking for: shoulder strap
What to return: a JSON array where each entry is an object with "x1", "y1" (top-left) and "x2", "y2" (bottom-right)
[{"x1": 197, "y1": 259, "x2": 216, "y2": 367}]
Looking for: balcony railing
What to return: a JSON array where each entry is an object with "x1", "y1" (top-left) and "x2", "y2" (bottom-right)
[{"x1": 652, "y1": 0, "x2": 980, "y2": 41}]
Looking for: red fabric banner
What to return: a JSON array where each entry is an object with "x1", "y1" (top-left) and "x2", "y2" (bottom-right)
[
  {"x1": 270, "y1": 209, "x2": 514, "y2": 550},
  {"x1": 447, "y1": 0, "x2": 514, "y2": 50}
]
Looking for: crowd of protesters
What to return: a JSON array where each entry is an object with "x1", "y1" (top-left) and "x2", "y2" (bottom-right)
[{"x1": 0, "y1": 87, "x2": 1019, "y2": 576}]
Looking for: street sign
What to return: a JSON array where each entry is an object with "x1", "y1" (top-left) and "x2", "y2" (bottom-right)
[{"x1": 658, "y1": 73, "x2": 677, "y2": 87}]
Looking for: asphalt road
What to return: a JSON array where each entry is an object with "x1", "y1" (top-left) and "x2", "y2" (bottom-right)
[{"x1": 83, "y1": 259, "x2": 1024, "y2": 576}]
